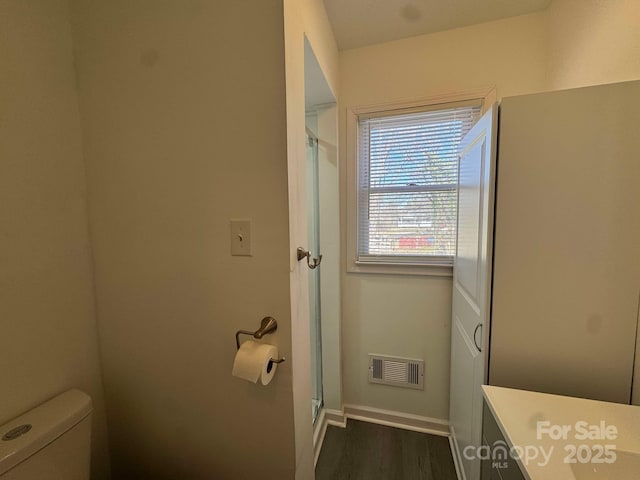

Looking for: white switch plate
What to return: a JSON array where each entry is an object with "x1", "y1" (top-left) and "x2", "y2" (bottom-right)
[{"x1": 230, "y1": 219, "x2": 252, "y2": 256}]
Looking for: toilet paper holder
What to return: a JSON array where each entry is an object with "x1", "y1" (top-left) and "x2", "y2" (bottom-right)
[{"x1": 235, "y1": 316, "x2": 286, "y2": 366}]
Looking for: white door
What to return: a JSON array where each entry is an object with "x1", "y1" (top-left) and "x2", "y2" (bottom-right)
[{"x1": 450, "y1": 105, "x2": 497, "y2": 480}]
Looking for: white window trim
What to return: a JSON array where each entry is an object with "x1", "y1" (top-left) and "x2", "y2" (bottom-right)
[{"x1": 346, "y1": 87, "x2": 497, "y2": 276}]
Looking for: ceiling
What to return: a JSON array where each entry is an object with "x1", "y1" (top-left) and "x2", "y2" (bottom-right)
[{"x1": 323, "y1": 0, "x2": 552, "y2": 50}]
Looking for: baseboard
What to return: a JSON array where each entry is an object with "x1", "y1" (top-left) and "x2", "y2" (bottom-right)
[
  {"x1": 313, "y1": 407, "x2": 348, "y2": 465},
  {"x1": 313, "y1": 409, "x2": 329, "y2": 466},
  {"x1": 339, "y1": 404, "x2": 449, "y2": 436},
  {"x1": 449, "y1": 426, "x2": 465, "y2": 480},
  {"x1": 324, "y1": 408, "x2": 347, "y2": 428}
]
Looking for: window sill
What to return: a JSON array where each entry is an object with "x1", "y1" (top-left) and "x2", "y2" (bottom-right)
[{"x1": 347, "y1": 261, "x2": 453, "y2": 277}]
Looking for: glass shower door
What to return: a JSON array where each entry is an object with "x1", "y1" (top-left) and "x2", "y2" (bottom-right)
[{"x1": 306, "y1": 132, "x2": 323, "y2": 424}]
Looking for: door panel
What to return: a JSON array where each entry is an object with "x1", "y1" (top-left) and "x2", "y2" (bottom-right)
[
  {"x1": 457, "y1": 137, "x2": 485, "y2": 306},
  {"x1": 450, "y1": 105, "x2": 497, "y2": 480},
  {"x1": 451, "y1": 314, "x2": 481, "y2": 478},
  {"x1": 455, "y1": 282, "x2": 484, "y2": 353}
]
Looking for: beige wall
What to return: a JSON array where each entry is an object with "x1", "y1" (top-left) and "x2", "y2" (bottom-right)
[
  {"x1": 283, "y1": 0, "x2": 339, "y2": 477},
  {"x1": 0, "y1": 1, "x2": 110, "y2": 478},
  {"x1": 72, "y1": 1, "x2": 297, "y2": 478},
  {"x1": 547, "y1": 0, "x2": 640, "y2": 90},
  {"x1": 338, "y1": 13, "x2": 549, "y2": 420}
]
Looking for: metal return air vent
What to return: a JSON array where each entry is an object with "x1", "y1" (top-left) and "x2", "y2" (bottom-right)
[{"x1": 368, "y1": 354, "x2": 424, "y2": 390}]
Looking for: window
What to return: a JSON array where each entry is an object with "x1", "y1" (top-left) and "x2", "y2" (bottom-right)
[{"x1": 348, "y1": 96, "x2": 485, "y2": 274}]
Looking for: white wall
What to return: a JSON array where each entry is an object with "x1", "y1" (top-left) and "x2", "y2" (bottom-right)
[
  {"x1": 547, "y1": 0, "x2": 640, "y2": 90},
  {"x1": 72, "y1": 1, "x2": 297, "y2": 478},
  {"x1": 338, "y1": 13, "x2": 549, "y2": 421},
  {"x1": 0, "y1": 2, "x2": 111, "y2": 478}
]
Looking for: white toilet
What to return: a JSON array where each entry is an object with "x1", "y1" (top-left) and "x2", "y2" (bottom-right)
[{"x1": 0, "y1": 390, "x2": 92, "y2": 479}]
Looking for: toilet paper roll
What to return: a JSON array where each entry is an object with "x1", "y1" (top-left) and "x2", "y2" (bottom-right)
[{"x1": 232, "y1": 340, "x2": 279, "y2": 385}]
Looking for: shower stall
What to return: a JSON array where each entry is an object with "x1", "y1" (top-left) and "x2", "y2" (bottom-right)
[
  {"x1": 306, "y1": 128, "x2": 323, "y2": 423},
  {"x1": 304, "y1": 37, "x2": 341, "y2": 438}
]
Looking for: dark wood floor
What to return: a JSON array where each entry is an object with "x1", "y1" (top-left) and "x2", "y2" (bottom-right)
[{"x1": 315, "y1": 420, "x2": 458, "y2": 480}]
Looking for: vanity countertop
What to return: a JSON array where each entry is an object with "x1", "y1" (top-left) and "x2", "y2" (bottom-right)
[{"x1": 482, "y1": 385, "x2": 640, "y2": 480}]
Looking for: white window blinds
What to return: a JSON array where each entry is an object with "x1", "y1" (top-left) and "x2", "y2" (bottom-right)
[{"x1": 356, "y1": 100, "x2": 482, "y2": 265}]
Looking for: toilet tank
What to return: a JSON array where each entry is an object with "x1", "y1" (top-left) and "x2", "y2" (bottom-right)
[{"x1": 0, "y1": 390, "x2": 92, "y2": 480}]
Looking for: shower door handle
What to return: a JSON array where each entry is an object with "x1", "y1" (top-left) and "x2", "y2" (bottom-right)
[{"x1": 297, "y1": 247, "x2": 322, "y2": 269}]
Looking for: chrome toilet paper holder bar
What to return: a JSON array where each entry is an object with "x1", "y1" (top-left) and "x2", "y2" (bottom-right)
[{"x1": 235, "y1": 316, "x2": 286, "y2": 365}]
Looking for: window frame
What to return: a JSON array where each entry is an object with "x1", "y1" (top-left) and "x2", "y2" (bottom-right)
[{"x1": 346, "y1": 88, "x2": 496, "y2": 276}]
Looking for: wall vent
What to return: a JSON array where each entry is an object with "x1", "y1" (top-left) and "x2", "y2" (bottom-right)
[{"x1": 368, "y1": 354, "x2": 424, "y2": 390}]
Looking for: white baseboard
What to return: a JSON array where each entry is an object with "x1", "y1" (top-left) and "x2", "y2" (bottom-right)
[
  {"x1": 344, "y1": 404, "x2": 450, "y2": 436},
  {"x1": 313, "y1": 409, "x2": 329, "y2": 466},
  {"x1": 324, "y1": 408, "x2": 347, "y2": 428},
  {"x1": 313, "y1": 407, "x2": 349, "y2": 465},
  {"x1": 321, "y1": 404, "x2": 449, "y2": 437},
  {"x1": 449, "y1": 430, "x2": 465, "y2": 480}
]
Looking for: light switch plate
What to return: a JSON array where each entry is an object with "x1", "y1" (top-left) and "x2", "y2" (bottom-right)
[{"x1": 230, "y1": 219, "x2": 252, "y2": 256}]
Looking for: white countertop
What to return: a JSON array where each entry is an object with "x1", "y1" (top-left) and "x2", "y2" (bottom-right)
[{"x1": 482, "y1": 385, "x2": 640, "y2": 480}]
